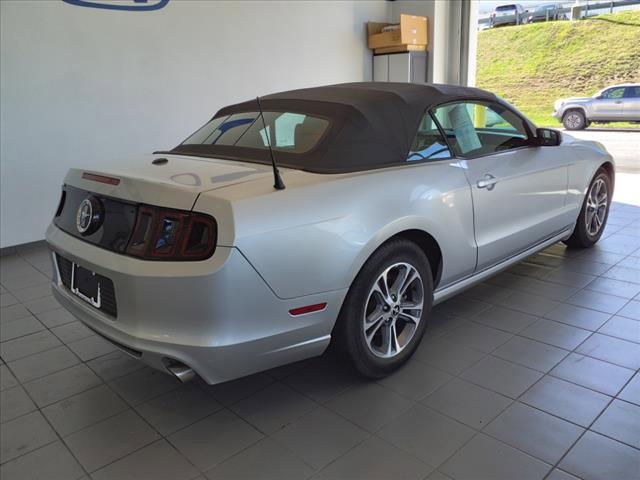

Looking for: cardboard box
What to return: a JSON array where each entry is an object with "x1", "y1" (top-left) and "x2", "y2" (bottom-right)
[
  {"x1": 374, "y1": 44, "x2": 426, "y2": 55},
  {"x1": 367, "y1": 14, "x2": 428, "y2": 50}
]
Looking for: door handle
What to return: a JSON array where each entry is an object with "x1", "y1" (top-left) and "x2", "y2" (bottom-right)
[{"x1": 477, "y1": 173, "x2": 498, "y2": 190}]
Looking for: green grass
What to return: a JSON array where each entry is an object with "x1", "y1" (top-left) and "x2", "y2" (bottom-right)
[{"x1": 476, "y1": 10, "x2": 640, "y2": 128}]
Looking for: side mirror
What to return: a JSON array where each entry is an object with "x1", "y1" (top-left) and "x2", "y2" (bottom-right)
[{"x1": 536, "y1": 128, "x2": 561, "y2": 146}]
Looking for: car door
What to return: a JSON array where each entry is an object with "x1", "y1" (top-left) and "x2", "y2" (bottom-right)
[
  {"x1": 431, "y1": 101, "x2": 569, "y2": 271},
  {"x1": 592, "y1": 87, "x2": 626, "y2": 120},
  {"x1": 623, "y1": 86, "x2": 640, "y2": 120}
]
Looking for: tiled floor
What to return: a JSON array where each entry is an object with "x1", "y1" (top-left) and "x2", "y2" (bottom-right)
[{"x1": 1, "y1": 202, "x2": 639, "y2": 480}]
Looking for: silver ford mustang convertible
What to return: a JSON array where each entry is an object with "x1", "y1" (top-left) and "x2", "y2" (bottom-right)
[{"x1": 46, "y1": 83, "x2": 614, "y2": 384}]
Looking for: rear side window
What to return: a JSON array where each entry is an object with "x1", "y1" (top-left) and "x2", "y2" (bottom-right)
[
  {"x1": 602, "y1": 87, "x2": 625, "y2": 99},
  {"x1": 407, "y1": 113, "x2": 452, "y2": 162},
  {"x1": 496, "y1": 5, "x2": 517, "y2": 11},
  {"x1": 431, "y1": 102, "x2": 529, "y2": 158},
  {"x1": 625, "y1": 86, "x2": 640, "y2": 98},
  {"x1": 182, "y1": 111, "x2": 329, "y2": 154}
]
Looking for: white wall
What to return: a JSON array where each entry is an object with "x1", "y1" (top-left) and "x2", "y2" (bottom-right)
[{"x1": 0, "y1": 0, "x2": 390, "y2": 247}]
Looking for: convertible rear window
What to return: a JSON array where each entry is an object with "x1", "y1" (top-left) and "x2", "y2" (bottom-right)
[{"x1": 182, "y1": 111, "x2": 329, "y2": 154}]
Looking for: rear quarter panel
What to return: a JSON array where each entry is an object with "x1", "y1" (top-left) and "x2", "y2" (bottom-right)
[{"x1": 198, "y1": 161, "x2": 476, "y2": 299}]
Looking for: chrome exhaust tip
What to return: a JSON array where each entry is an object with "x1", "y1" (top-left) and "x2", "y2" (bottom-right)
[{"x1": 167, "y1": 362, "x2": 197, "y2": 383}]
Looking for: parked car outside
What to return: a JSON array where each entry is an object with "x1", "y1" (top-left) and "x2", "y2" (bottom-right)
[
  {"x1": 490, "y1": 4, "x2": 527, "y2": 27},
  {"x1": 46, "y1": 83, "x2": 614, "y2": 384},
  {"x1": 553, "y1": 83, "x2": 640, "y2": 129},
  {"x1": 526, "y1": 3, "x2": 567, "y2": 23}
]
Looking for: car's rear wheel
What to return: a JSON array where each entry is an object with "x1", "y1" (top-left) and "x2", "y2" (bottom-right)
[
  {"x1": 562, "y1": 110, "x2": 587, "y2": 130},
  {"x1": 335, "y1": 239, "x2": 433, "y2": 378},
  {"x1": 563, "y1": 169, "x2": 611, "y2": 248}
]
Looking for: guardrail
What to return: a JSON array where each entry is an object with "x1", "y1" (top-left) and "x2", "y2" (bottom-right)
[{"x1": 478, "y1": 0, "x2": 640, "y2": 28}]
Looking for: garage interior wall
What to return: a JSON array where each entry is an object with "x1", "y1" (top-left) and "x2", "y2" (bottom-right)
[{"x1": 0, "y1": 0, "x2": 391, "y2": 248}]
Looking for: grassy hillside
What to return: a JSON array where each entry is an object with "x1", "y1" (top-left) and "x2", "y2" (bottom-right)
[{"x1": 477, "y1": 10, "x2": 640, "y2": 127}]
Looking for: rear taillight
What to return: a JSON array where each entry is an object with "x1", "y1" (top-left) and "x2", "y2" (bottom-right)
[{"x1": 126, "y1": 206, "x2": 217, "y2": 261}]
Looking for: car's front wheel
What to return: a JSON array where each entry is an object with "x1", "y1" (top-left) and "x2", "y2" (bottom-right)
[
  {"x1": 335, "y1": 239, "x2": 433, "y2": 378},
  {"x1": 563, "y1": 168, "x2": 611, "y2": 248},
  {"x1": 562, "y1": 109, "x2": 587, "y2": 130}
]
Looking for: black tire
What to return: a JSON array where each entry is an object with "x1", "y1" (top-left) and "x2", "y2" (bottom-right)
[
  {"x1": 334, "y1": 239, "x2": 433, "y2": 378},
  {"x1": 563, "y1": 169, "x2": 611, "y2": 249},
  {"x1": 562, "y1": 110, "x2": 587, "y2": 130}
]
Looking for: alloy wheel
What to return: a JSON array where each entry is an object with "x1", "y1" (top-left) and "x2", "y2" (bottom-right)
[
  {"x1": 362, "y1": 262, "x2": 424, "y2": 358},
  {"x1": 585, "y1": 178, "x2": 607, "y2": 236},
  {"x1": 565, "y1": 113, "x2": 582, "y2": 129}
]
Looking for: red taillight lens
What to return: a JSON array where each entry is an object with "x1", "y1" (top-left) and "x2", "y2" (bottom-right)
[{"x1": 126, "y1": 206, "x2": 217, "y2": 261}]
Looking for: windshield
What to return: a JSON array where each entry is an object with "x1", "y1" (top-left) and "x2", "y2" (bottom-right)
[{"x1": 182, "y1": 111, "x2": 329, "y2": 154}]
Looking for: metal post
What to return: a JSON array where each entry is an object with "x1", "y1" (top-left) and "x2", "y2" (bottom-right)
[{"x1": 610, "y1": 0, "x2": 614, "y2": 13}]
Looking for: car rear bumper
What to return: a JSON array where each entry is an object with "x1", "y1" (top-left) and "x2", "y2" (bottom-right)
[{"x1": 46, "y1": 224, "x2": 345, "y2": 384}]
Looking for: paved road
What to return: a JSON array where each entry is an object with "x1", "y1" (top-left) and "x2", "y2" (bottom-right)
[{"x1": 564, "y1": 129, "x2": 640, "y2": 173}]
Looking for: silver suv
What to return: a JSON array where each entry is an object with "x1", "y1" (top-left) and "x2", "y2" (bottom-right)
[{"x1": 553, "y1": 84, "x2": 640, "y2": 130}]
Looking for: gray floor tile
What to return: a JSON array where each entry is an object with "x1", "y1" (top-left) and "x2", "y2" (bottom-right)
[
  {"x1": 51, "y1": 321, "x2": 94, "y2": 344},
  {"x1": 559, "y1": 431, "x2": 640, "y2": 480},
  {"x1": 471, "y1": 306, "x2": 539, "y2": 334},
  {"x1": 23, "y1": 363, "x2": 102, "y2": 407},
  {"x1": 206, "y1": 437, "x2": 315, "y2": 479},
  {"x1": 42, "y1": 384, "x2": 128, "y2": 436},
  {"x1": 414, "y1": 338, "x2": 485, "y2": 375},
  {"x1": 0, "y1": 315, "x2": 45, "y2": 341},
  {"x1": 136, "y1": 383, "x2": 222, "y2": 436},
  {"x1": 550, "y1": 352, "x2": 634, "y2": 396},
  {"x1": 462, "y1": 283, "x2": 514, "y2": 303},
  {"x1": 484, "y1": 402, "x2": 584, "y2": 464},
  {"x1": 598, "y1": 315, "x2": 640, "y2": 342},
  {"x1": 440, "y1": 321, "x2": 512, "y2": 353},
  {"x1": 0, "y1": 364, "x2": 18, "y2": 391},
  {"x1": 65, "y1": 410, "x2": 159, "y2": 472},
  {"x1": 566, "y1": 290, "x2": 629, "y2": 314},
  {"x1": 602, "y1": 265, "x2": 640, "y2": 284},
  {"x1": 546, "y1": 469, "x2": 580, "y2": 480},
  {"x1": 282, "y1": 355, "x2": 361, "y2": 403},
  {"x1": 35, "y1": 307, "x2": 75, "y2": 327},
  {"x1": 231, "y1": 382, "x2": 316, "y2": 434},
  {"x1": 201, "y1": 372, "x2": 274, "y2": 406},
  {"x1": 542, "y1": 269, "x2": 596, "y2": 288},
  {"x1": 23, "y1": 296, "x2": 61, "y2": 315},
  {"x1": 513, "y1": 277, "x2": 580, "y2": 301},
  {"x1": 440, "y1": 434, "x2": 551, "y2": 480},
  {"x1": 520, "y1": 319, "x2": 591, "y2": 350},
  {"x1": 0, "y1": 441, "x2": 85, "y2": 480},
  {"x1": 91, "y1": 440, "x2": 199, "y2": 480},
  {"x1": 12, "y1": 283, "x2": 53, "y2": 303},
  {"x1": 544, "y1": 303, "x2": 611, "y2": 331},
  {"x1": 86, "y1": 350, "x2": 146, "y2": 381},
  {"x1": 0, "y1": 304, "x2": 33, "y2": 323},
  {"x1": 618, "y1": 372, "x2": 640, "y2": 405},
  {"x1": 436, "y1": 296, "x2": 491, "y2": 318},
  {"x1": 591, "y1": 399, "x2": 640, "y2": 448},
  {"x1": 1, "y1": 270, "x2": 49, "y2": 292},
  {"x1": 378, "y1": 403, "x2": 475, "y2": 468},
  {"x1": 492, "y1": 336, "x2": 568, "y2": 372},
  {"x1": 8, "y1": 344, "x2": 79, "y2": 382},
  {"x1": 319, "y1": 436, "x2": 432, "y2": 480},
  {"x1": 272, "y1": 406, "x2": 368, "y2": 470},
  {"x1": 560, "y1": 258, "x2": 611, "y2": 276},
  {"x1": 0, "y1": 329, "x2": 61, "y2": 362},
  {"x1": 325, "y1": 382, "x2": 412, "y2": 433},
  {"x1": 376, "y1": 359, "x2": 452, "y2": 401},
  {"x1": 618, "y1": 299, "x2": 640, "y2": 320},
  {"x1": 425, "y1": 471, "x2": 454, "y2": 480},
  {"x1": 168, "y1": 409, "x2": 263, "y2": 471},
  {"x1": 586, "y1": 276, "x2": 640, "y2": 299},
  {"x1": 520, "y1": 376, "x2": 610, "y2": 427},
  {"x1": 0, "y1": 410, "x2": 57, "y2": 463},
  {"x1": 67, "y1": 335, "x2": 117, "y2": 361},
  {"x1": 0, "y1": 385, "x2": 37, "y2": 423},
  {"x1": 0, "y1": 292, "x2": 19, "y2": 308},
  {"x1": 576, "y1": 332, "x2": 640, "y2": 369},
  {"x1": 109, "y1": 367, "x2": 181, "y2": 405},
  {"x1": 461, "y1": 355, "x2": 542, "y2": 398},
  {"x1": 421, "y1": 378, "x2": 511, "y2": 429},
  {"x1": 496, "y1": 291, "x2": 560, "y2": 316}
]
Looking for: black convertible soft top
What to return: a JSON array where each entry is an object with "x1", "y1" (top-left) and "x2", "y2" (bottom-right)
[{"x1": 170, "y1": 82, "x2": 510, "y2": 174}]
